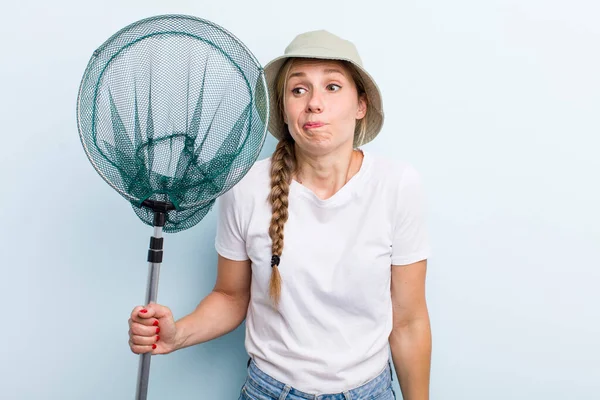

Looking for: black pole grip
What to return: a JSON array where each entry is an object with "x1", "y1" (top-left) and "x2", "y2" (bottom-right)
[
  {"x1": 153, "y1": 212, "x2": 166, "y2": 227},
  {"x1": 147, "y1": 236, "x2": 164, "y2": 263},
  {"x1": 147, "y1": 249, "x2": 163, "y2": 263}
]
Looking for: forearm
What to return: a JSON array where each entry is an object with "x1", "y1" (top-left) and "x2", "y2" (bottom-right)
[
  {"x1": 388, "y1": 318, "x2": 432, "y2": 400},
  {"x1": 174, "y1": 291, "x2": 249, "y2": 350}
]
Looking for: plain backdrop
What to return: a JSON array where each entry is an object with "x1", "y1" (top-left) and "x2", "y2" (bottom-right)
[{"x1": 1, "y1": 0, "x2": 598, "y2": 399}]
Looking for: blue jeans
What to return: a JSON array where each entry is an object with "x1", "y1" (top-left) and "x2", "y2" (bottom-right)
[{"x1": 239, "y1": 358, "x2": 397, "y2": 400}]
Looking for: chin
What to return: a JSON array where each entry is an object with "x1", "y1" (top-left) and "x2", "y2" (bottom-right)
[
  {"x1": 298, "y1": 139, "x2": 350, "y2": 157},
  {"x1": 291, "y1": 129, "x2": 353, "y2": 154}
]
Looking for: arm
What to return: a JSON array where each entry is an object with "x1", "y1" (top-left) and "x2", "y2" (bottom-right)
[
  {"x1": 174, "y1": 254, "x2": 252, "y2": 350},
  {"x1": 389, "y1": 259, "x2": 431, "y2": 400}
]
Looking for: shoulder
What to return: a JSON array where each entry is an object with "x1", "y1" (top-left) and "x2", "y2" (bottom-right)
[
  {"x1": 234, "y1": 156, "x2": 272, "y2": 189},
  {"x1": 224, "y1": 156, "x2": 272, "y2": 203},
  {"x1": 363, "y1": 151, "x2": 423, "y2": 188}
]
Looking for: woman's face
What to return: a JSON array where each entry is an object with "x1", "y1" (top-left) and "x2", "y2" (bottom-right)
[{"x1": 283, "y1": 59, "x2": 366, "y2": 155}]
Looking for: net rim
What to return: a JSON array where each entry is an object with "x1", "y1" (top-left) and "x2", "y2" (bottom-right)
[{"x1": 76, "y1": 14, "x2": 269, "y2": 210}]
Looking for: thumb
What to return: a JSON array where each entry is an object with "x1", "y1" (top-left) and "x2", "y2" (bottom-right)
[{"x1": 139, "y1": 303, "x2": 172, "y2": 321}]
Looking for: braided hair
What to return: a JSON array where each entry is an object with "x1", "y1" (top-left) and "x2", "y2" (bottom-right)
[{"x1": 267, "y1": 133, "x2": 296, "y2": 306}]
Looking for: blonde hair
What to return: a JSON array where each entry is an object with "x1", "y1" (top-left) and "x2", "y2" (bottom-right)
[{"x1": 267, "y1": 58, "x2": 369, "y2": 307}]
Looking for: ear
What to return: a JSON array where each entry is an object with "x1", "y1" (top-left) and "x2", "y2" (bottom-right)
[{"x1": 356, "y1": 95, "x2": 367, "y2": 120}]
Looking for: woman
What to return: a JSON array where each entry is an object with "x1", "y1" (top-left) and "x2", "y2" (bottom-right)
[{"x1": 128, "y1": 30, "x2": 432, "y2": 400}]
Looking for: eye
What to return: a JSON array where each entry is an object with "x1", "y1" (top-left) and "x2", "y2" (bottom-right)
[
  {"x1": 291, "y1": 87, "x2": 307, "y2": 95},
  {"x1": 327, "y1": 84, "x2": 341, "y2": 92}
]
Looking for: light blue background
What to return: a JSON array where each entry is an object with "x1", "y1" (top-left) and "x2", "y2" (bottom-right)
[{"x1": 1, "y1": 0, "x2": 598, "y2": 399}]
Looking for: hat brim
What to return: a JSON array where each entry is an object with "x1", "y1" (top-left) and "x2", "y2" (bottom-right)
[{"x1": 262, "y1": 54, "x2": 384, "y2": 147}]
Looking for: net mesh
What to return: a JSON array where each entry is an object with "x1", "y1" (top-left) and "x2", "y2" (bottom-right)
[{"x1": 77, "y1": 15, "x2": 268, "y2": 232}]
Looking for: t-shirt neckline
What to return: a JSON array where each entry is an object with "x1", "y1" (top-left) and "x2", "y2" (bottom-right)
[{"x1": 289, "y1": 149, "x2": 372, "y2": 208}]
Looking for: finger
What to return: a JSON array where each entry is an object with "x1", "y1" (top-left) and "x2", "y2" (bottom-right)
[
  {"x1": 130, "y1": 306, "x2": 160, "y2": 326},
  {"x1": 130, "y1": 333, "x2": 160, "y2": 346},
  {"x1": 143, "y1": 303, "x2": 173, "y2": 320},
  {"x1": 129, "y1": 339, "x2": 156, "y2": 355},
  {"x1": 131, "y1": 305, "x2": 148, "y2": 319},
  {"x1": 130, "y1": 316, "x2": 159, "y2": 327},
  {"x1": 130, "y1": 322, "x2": 161, "y2": 337}
]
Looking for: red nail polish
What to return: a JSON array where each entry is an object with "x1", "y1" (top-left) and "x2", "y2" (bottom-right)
[
  {"x1": 152, "y1": 344, "x2": 157, "y2": 349},
  {"x1": 153, "y1": 320, "x2": 159, "y2": 326},
  {"x1": 156, "y1": 327, "x2": 160, "y2": 334},
  {"x1": 140, "y1": 309, "x2": 148, "y2": 314},
  {"x1": 156, "y1": 336, "x2": 160, "y2": 341}
]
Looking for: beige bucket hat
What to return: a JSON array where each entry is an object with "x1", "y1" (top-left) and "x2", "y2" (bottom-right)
[{"x1": 263, "y1": 30, "x2": 384, "y2": 147}]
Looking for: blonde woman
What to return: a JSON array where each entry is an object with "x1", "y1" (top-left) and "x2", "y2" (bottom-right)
[{"x1": 128, "y1": 30, "x2": 432, "y2": 400}]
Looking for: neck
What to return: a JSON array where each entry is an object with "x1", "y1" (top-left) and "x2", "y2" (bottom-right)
[{"x1": 294, "y1": 145, "x2": 363, "y2": 200}]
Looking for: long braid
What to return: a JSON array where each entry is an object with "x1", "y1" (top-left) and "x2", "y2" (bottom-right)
[{"x1": 268, "y1": 134, "x2": 296, "y2": 307}]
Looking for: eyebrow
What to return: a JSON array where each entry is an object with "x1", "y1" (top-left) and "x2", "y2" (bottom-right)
[{"x1": 288, "y1": 68, "x2": 345, "y2": 80}]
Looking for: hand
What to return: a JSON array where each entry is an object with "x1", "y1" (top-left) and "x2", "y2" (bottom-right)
[{"x1": 128, "y1": 303, "x2": 178, "y2": 355}]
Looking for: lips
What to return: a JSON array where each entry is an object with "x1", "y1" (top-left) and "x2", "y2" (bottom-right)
[{"x1": 303, "y1": 122, "x2": 325, "y2": 129}]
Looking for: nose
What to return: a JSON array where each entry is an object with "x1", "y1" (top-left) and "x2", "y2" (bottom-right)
[{"x1": 306, "y1": 90, "x2": 323, "y2": 113}]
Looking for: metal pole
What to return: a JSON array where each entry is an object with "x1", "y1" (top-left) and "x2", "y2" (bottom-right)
[{"x1": 135, "y1": 221, "x2": 164, "y2": 400}]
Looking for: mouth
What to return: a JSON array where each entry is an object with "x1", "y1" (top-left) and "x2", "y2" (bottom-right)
[{"x1": 303, "y1": 122, "x2": 325, "y2": 129}]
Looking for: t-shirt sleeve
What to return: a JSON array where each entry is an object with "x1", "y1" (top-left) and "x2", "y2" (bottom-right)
[
  {"x1": 214, "y1": 187, "x2": 250, "y2": 261},
  {"x1": 391, "y1": 165, "x2": 432, "y2": 266}
]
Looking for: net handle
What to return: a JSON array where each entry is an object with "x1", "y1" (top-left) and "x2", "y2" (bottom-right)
[{"x1": 135, "y1": 203, "x2": 172, "y2": 400}]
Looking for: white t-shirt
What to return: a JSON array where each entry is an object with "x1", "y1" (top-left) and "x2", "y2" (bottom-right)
[{"x1": 215, "y1": 150, "x2": 431, "y2": 394}]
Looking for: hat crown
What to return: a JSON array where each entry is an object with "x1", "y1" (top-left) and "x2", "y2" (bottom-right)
[{"x1": 283, "y1": 30, "x2": 363, "y2": 67}]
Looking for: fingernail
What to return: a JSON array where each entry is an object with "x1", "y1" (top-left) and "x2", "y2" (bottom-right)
[
  {"x1": 153, "y1": 320, "x2": 159, "y2": 326},
  {"x1": 152, "y1": 344, "x2": 157, "y2": 349},
  {"x1": 156, "y1": 336, "x2": 160, "y2": 341},
  {"x1": 140, "y1": 309, "x2": 148, "y2": 314},
  {"x1": 156, "y1": 328, "x2": 160, "y2": 334}
]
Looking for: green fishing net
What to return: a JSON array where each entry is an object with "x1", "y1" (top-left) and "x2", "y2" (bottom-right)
[{"x1": 77, "y1": 15, "x2": 269, "y2": 232}]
